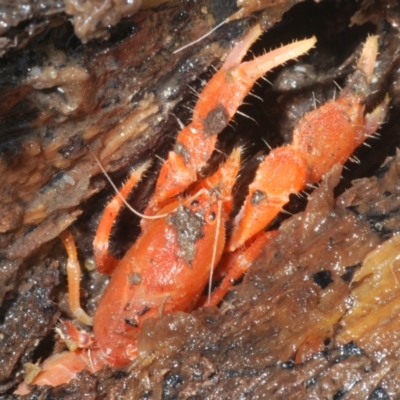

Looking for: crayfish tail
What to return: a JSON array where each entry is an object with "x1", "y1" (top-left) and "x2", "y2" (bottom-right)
[{"x1": 14, "y1": 349, "x2": 104, "y2": 395}]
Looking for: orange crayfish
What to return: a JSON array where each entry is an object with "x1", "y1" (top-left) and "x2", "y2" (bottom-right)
[{"x1": 16, "y1": 22, "x2": 388, "y2": 394}]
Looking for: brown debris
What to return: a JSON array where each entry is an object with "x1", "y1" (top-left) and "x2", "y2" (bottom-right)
[
  {"x1": 125, "y1": 153, "x2": 400, "y2": 399},
  {"x1": 338, "y1": 233, "x2": 400, "y2": 350},
  {"x1": 0, "y1": 258, "x2": 60, "y2": 386},
  {"x1": 64, "y1": 0, "x2": 142, "y2": 42}
]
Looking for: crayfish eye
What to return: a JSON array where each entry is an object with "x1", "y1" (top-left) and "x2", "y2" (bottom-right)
[
  {"x1": 208, "y1": 211, "x2": 216, "y2": 221},
  {"x1": 191, "y1": 199, "x2": 199, "y2": 207}
]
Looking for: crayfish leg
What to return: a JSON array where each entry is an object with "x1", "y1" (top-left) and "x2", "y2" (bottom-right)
[
  {"x1": 293, "y1": 35, "x2": 381, "y2": 183},
  {"x1": 229, "y1": 147, "x2": 308, "y2": 251},
  {"x1": 200, "y1": 231, "x2": 278, "y2": 307},
  {"x1": 93, "y1": 160, "x2": 150, "y2": 274},
  {"x1": 191, "y1": 147, "x2": 242, "y2": 216},
  {"x1": 363, "y1": 94, "x2": 390, "y2": 138},
  {"x1": 60, "y1": 230, "x2": 93, "y2": 326},
  {"x1": 147, "y1": 25, "x2": 316, "y2": 214},
  {"x1": 229, "y1": 35, "x2": 388, "y2": 252},
  {"x1": 192, "y1": 33, "x2": 316, "y2": 130}
]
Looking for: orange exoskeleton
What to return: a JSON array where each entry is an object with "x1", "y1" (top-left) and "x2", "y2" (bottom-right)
[{"x1": 16, "y1": 23, "x2": 388, "y2": 394}]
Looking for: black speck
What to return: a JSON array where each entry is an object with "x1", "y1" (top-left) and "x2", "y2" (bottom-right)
[
  {"x1": 333, "y1": 389, "x2": 346, "y2": 400},
  {"x1": 163, "y1": 373, "x2": 183, "y2": 399},
  {"x1": 172, "y1": 10, "x2": 189, "y2": 24},
  {"x1": 137, "y1": 305, "x2": 150, "y2": 316},
  {"x1": 59, "y1": 134, "x2": 84, "y2": 158},
  {"x1": 340, "y1": 263, "x2": 361, "y2": 282},
  {"x1": 113, "y1": 370, "x2": 128, "y2": 380},
  {"x1": 165, "y1": 373, "x2": 182, "y2": 388},
  {"x1": 333, "y1": 341, "x2": 364, "y2": 364},
  {"x1": 281, "y1": 360, "x2": 294, "y2": 369},
  {"x1": 368, "y1": 387, "x2": 390, "y2": 400},
  {"x1": 374, "y1": 162, "x2": 391, "y2": 179},
  {"x1": 124, "y1": 318, "x2": 138, "y2": 328},
  {"x1": 44, "y1": 126, "x2": 55, "y2": 140},
  {"x1": 140, "y1": 390, "x2": 153, "y2": 400},
  {"x1": 251, "y1": 190, "x2": 266, "y2": 205},
  {"x1": 305, "y1": 377, "x2": 317, "y2": 388},
  {"x1": 313, "y1": 270, "x2": 333, "y2": 289}
]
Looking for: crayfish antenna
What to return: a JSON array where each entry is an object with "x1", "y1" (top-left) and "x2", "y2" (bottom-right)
[
  {"x1": 199, "y1": 148, "x2": 242, "y2": 303},
  {"x1": 173, "y1": 7, "x2": 249, "y2": 54},
  {"x1": 91, "y1": 150, "x2": 159, "y2": 220},
  {"x1": 207, "y1": 200, "x2": 223, "y2": 303}
]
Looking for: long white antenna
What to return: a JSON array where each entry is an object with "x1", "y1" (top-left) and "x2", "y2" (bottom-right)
[
  {"x1": 90, "y1": 149, "x2": 168, "y2": 220},
  {"x1": 207, "y1": 200, "x2": 223, "y2": 302}
]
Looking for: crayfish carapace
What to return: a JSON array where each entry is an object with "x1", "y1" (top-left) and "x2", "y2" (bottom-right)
[{"x1": 16, "y1": 23, "x2": 388, "y2": 394}]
